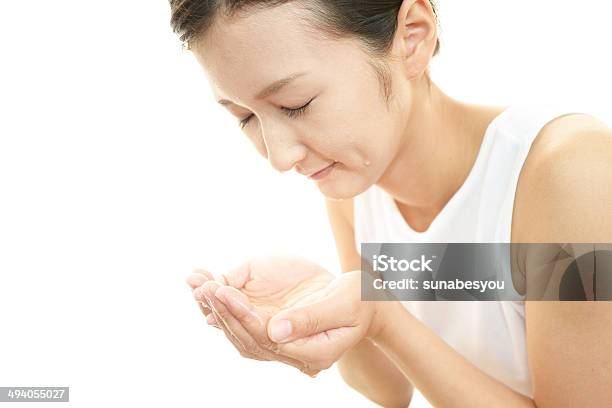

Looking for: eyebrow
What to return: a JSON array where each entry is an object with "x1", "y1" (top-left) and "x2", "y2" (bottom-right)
[{"x1": 217, "y1": 72, "x2": 308, "y2": 106}]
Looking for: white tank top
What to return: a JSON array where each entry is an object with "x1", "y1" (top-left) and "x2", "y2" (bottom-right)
[{"x1": 353, "y1": 104, "x2": 586, "y2": 398}]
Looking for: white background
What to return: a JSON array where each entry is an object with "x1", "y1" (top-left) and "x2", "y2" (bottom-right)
[{"x1": 0, "y1": 1, "x2": 610, "y2": 407}]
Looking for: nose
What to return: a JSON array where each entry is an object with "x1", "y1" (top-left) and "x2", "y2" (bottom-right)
[{"x1": 261, "y1": 119, "x2": 307, "y2": 173}]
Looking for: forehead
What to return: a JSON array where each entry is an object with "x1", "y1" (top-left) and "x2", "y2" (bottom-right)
[{"x1": 191, "y1": 3, "x2": 367, "y2": 102}]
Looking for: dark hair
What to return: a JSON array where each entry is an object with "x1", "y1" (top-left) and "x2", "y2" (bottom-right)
[{"x1": 169, "y1": 0, "x2": 440, "y2": 101}]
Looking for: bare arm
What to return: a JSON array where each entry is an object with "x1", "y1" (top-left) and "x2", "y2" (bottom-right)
[
  {"x1": 512, "y1": 121, "x2": 612, "y2": 407},
  {"x1": 325, "y1": 198, "x2": 414, "y2": 408}
]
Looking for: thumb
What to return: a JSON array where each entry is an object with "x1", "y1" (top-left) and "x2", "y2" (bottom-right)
[{"x1": 267, "y1": 297, "x2": 356, "y2": 343}]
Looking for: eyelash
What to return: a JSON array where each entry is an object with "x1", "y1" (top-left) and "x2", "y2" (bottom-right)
[{"x1": 239, "y1": 98, "x2": 314, "y2": 129}]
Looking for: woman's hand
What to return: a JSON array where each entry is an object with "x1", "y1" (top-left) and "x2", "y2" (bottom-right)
[
  {"x1": 186, "y1": 256, "x2": 336, "y2": 376},
  {"x1": 260, "y1": 270, "x2": 385, "y2": 370},
  {"x1": 186, "y1": 257, "x2": 384, "y2": 376}
]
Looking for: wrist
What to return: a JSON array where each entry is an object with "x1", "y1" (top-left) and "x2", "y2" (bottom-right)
[{"x1": 366, "y1": 298, "x2": 397, "y2": 343}]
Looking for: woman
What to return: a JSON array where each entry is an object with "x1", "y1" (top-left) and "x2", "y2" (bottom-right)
[{"x1": 172, "y1": 0, "x2": 612, "y2": 406}]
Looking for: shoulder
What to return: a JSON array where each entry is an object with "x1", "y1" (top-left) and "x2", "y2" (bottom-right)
[{"x1": 512, "y1": 113, "x2": 612, "y2": 242}]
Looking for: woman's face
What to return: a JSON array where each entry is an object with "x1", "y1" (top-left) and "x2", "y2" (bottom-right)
[{"x1": 191, "y1": 3, "x2": 412, "y2": 200}]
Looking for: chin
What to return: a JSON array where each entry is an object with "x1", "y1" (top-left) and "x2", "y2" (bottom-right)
[{"x1": 316, "y1": 173, "x2": 373, "y2": 201}]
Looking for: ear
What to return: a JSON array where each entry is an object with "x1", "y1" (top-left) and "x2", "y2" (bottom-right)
[{"x1": 391, "y1": 0, "x2": 438, "y2": 80}]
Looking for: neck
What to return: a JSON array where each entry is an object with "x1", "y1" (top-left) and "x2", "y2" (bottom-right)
[{"x1": 376, "y1": 81, "x2": 506, "y2": 232}]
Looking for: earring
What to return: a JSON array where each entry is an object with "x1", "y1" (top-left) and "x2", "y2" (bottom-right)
[{"x1": 364, "y1": 160, "x2": 371, "y2": 167}]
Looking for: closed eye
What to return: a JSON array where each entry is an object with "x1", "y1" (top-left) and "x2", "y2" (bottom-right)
[
  {"x1": 239, "y1": 97, "x2": 315, "y2": 129},
  {"x1": 281, "y1": 97, "x2": 314, "y2": 118}
]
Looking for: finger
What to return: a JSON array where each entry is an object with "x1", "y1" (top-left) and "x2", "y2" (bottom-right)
[
  {"x1": 198, "y1": 301, "x2": 212, "y2": 317},
  {"x1": 206, "y1": 312, "x2": 222, "y2": 329},
  {"x1": 202, "y1": 281, "x2": 269, "y2": 361},
  {"x1": 214, "y1": 286, "x2": 279, "y2": 353},
  {"x1": 186, "y1": 273, "x2": 211, "y2": 290},
  {"x1": 205, "y1": 297, "x2": 259, "y2": 356},
  {"x1": 203, "y1": 282, "x2": 309, "y2": 370},
  {"x1": 222, "y1": 260, "x2": 253, "y2": 289},
  {"x1": 267, "y1": 297, "x2": 357, "y2": 344},
  {"x1": 214, "y1": 274, "x2": 229, "y2": 285},
  {"x1": 192, "y1": 280, "x2": 255, "y2": 347},
  {"x1": 276, "y1": 326, "x2": 359, "y2": 371},
  {"x1": 193, "y1": 287, "x2": 212, "y2": 317}
]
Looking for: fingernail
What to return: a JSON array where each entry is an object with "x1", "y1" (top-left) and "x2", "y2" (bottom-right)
[
  {"x1": 186, "y1": 273, "x2": 208, "y2": 288},
  {"x1": 193, "y1": 287, "x2": 204, "y2": 301},
  {"x1": 206, "y1": 313, "x2": 218, "y2": 327},
  {"x1": 270, "y1": 319, "x2": 292, "y2": 342}
]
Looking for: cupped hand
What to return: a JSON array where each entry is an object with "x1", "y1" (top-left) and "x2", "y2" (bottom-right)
[
  {"x1": 187, "y1": 257, "x2": 383, "y2": 377},
  {"x1": 259, "y1": 270, "x2": 383, "y2": 372},
  {"x1": 187, "y1": 256, "x2": 336, "y2": 376}
]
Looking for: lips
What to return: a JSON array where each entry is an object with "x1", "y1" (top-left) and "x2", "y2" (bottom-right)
[{"x1": 308, "y1": 161, "x2": 338, "y2": 179}]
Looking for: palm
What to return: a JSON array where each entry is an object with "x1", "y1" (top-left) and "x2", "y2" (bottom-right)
[
  {"x1": 228, "y1": 256, "x2": 335, "y2": 318},
  {"x1": 194, "y1": 257, "x2": 367, "y2": 376}
]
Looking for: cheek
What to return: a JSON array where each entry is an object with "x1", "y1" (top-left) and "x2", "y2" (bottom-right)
[
  {"x1": 355, "y1": 117, "x2": 399, "y2": 161},
  {"x1": 321, "y1": 116, "x2": 394, "y2": 167}
]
